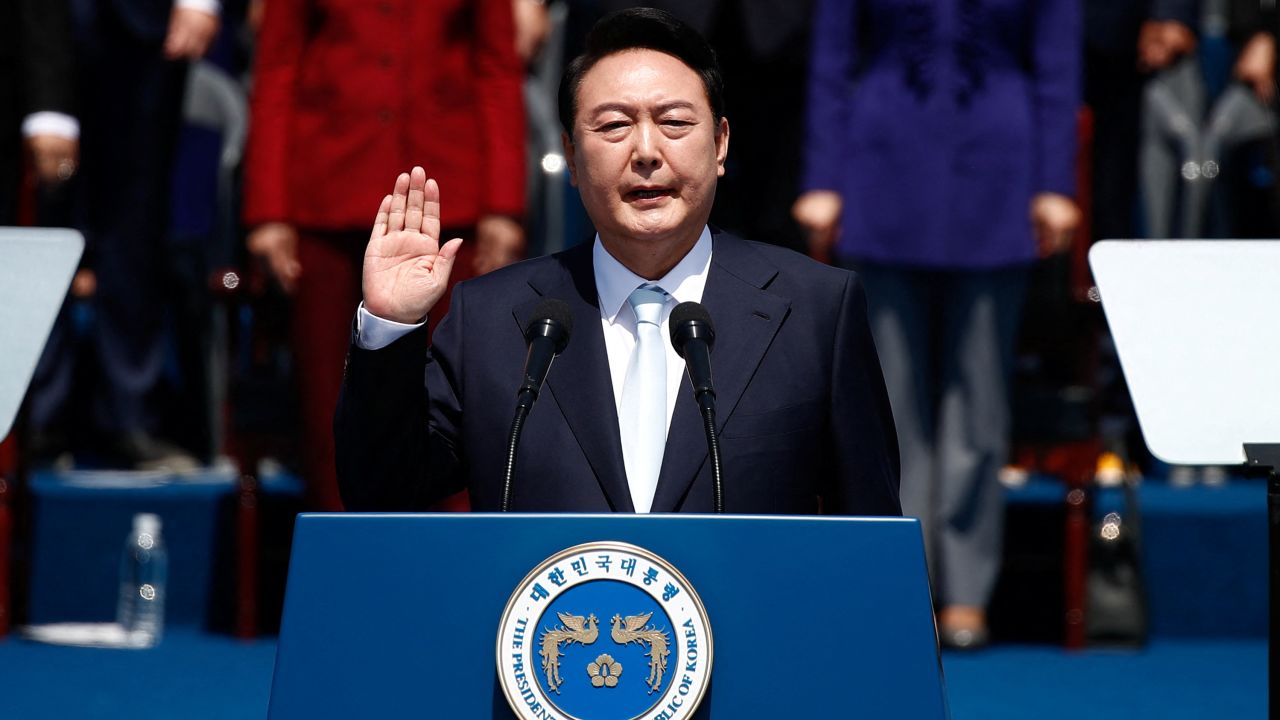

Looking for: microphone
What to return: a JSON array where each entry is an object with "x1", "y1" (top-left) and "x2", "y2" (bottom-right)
[
  {"x1": 516, "y1": 299, "x2": 574, "y2": 410},
  {"x1": 669, "y1": 302, "x2": 724, "y2": 513},
  {"x1": 669, "y1": 302, "x2": 716, "y2": 409},
  {"x1": 503, "y1": 298, "x2": 573, "y2": 511}
]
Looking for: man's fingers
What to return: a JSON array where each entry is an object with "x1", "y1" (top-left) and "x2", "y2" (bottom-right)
[
  {"x1": 438, "y1": 237, "x2": 464, "y2": 263},
  {"x1": 371, "y1": 195, "x2": 392, "y2": 239},
  {"x1": 423, "y1": 177, "x2": 442, "y2": 242},
  {"x1": 388, "y1": 172, "x2": 410, "y2": 232},
  {"x1": 432, "y1": 237, "x2": 464, "y2": 286},
  {"x1": 405, "y1": 166, "x2": 427, "y2": 233}
]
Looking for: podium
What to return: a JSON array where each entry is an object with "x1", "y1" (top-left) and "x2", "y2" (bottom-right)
[{"x1": 268, "y1": 513, "x2": 948, "y2": 718}]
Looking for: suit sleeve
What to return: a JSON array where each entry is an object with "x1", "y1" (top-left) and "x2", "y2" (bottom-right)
[
  {"x1": 1149, "y1": 0, "x2": 1199, "y2": 27},
  {"x1": 1030, "y1": 0, "x2": 1082, "y2": 196},
  {"x1": 242, "y1": 0, "x2": 307, "y2": 226},
  {"x1": 1229, "y1": 0, "x2": 1276, "y2": 45},
  {"x1": 825, "y1": 271, "x2": 901, "y2": 516},
  {"x1": 18, "y1": 0, "x2": 75, "y2": 117},
  {"x1": 335, "y1": 288, "x2": 468, "y2": 511},
  {"x1": 801, "y1": 0, "x2": 859, "y2": 193},
  {"x1": 473, "y1": 0, "x2": 527, "y2": 219}
]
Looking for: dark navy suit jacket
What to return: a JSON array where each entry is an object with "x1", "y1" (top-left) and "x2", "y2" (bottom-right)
[{"x1": 335, "y1": 230, "x2": 901, "y2": 515}]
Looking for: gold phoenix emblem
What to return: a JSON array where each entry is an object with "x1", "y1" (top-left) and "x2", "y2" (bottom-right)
[
  {"x1": 539, "y1": 613, "x2": 599, "y2": 694},
  {"x1": 611, "y1": 613, "x2": 670, "y2": 694},
  {"x1": 587, "y1": 654, "x2": 622, "y2": 687}
]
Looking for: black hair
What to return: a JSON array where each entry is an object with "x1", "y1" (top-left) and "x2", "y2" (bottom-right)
[{"x1": 557, "y1": 7, "x2": 725, "y2": 137}]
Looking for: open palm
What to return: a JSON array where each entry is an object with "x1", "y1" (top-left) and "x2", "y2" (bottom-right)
[{"x1": 363, "y1": 167, "x2": 463, "y2": 324}]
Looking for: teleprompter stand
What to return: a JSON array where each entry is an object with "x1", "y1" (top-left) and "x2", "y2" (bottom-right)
[{"x1": 1245, "y1": 443, "x2": 1280, "y2": 716}]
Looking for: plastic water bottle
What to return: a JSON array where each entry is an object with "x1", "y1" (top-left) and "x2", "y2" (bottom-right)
[{"x1": 116, "y1": 513, "x2": 167, "y2": 648}]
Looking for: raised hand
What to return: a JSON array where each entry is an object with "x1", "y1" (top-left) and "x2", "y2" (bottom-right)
[{"x1": 363, "y1": 167, "x2": 463, "y2": 324}]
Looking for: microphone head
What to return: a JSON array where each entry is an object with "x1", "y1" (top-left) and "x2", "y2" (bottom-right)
[
  {"x1": 525, "y1": 298, "x2": 574, "y2": 354},
  {"x1": 669, "y1": 301, "x2": 715, "y2": 357}
]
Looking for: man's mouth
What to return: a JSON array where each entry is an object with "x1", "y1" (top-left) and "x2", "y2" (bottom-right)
[{"x1": 625, "y1": 187, "x2": 674, "y2": 201}]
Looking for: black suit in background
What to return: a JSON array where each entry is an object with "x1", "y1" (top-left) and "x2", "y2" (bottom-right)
[
  {"x1": 26, "y1": 0, "x2": 191, "y2": 443},
  {"x1": 0, "y1": 0, "x2": 76, "y2": 223},
  {"x1": 1084, "y1": 0, "x2": 1147, "y2": 244},
  {"x1": 568, "y1": 0, "x2": 813, "y2": 253},
  {"x1": 1229, "y1": 0, "x2": 1278, "y2": 45}
]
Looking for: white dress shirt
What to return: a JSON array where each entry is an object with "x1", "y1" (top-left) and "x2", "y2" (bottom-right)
[{"x1": 593, "y1": 227, "x2": 711, "y2": 435}]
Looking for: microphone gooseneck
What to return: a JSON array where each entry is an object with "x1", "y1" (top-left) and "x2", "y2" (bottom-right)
[
  {"x1": 502, "y1": 298, "x2": 574, "y2": 512},
  {"x1": 669, "y1": 301, "x2": 724, "y2": 513}
]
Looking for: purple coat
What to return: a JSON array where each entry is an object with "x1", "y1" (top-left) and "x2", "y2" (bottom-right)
[{"x1": 802, "y1": 0, "x2": 1081, "y2": 269}]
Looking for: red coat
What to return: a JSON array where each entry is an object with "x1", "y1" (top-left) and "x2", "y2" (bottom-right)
[{"x1": 243, "y1": 0, "x2": 526, "y2": 230}]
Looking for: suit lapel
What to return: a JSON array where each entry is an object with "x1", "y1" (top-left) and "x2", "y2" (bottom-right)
[
  {"x1": 518, "y1": 245, "x2": 635, "y2": 512},
  {"x1": 649, "y1": 232, "x2": 790, "y2": 512}
]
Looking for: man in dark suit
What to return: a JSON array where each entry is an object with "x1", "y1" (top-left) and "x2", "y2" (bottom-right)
[{"x1": 335, "y1": 8, "x2": 899, "y2": 515}]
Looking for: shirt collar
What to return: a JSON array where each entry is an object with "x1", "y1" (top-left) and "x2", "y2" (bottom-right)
[{"x1": 594, "y1": 226, "x2": 713, "y2": 323}]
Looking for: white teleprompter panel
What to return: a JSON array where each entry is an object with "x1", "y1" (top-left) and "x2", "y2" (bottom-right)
[
  {"x1": 0, "y1": 228, "x2": 83, "y2": 441},
  {"x1": 1089, "y1": 240, "x2": 1280, "y2": 465}
]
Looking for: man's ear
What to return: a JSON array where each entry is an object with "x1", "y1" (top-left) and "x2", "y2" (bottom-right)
[
  {"x1": 562, "y1": 132, "x2": 579, "y2": 187},
  {"x1": 715, "y1": 117, "x2": 730, "y2": 177}
]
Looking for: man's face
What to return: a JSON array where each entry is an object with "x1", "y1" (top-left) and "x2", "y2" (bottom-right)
[{"x1": 565, "y1": 49, "x2": 729, "y2": 274}]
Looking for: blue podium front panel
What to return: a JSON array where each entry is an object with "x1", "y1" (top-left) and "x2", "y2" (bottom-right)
[{"x1": 269, "y1": 514, "x2": 947, "y2": 719}]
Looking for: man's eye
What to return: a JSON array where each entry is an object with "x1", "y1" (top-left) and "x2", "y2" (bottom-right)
[{"x1": 599, "y1": 122, "x2": 628, "y2": 132}]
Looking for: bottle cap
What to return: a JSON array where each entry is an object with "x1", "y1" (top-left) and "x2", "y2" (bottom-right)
[{"x1": 133, "y1": 513, "x2": 161, "y2": 536}]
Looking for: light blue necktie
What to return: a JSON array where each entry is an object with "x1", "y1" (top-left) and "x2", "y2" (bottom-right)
[{"x1": 619, "y1": 284, "x2": 668, "y2": 513}]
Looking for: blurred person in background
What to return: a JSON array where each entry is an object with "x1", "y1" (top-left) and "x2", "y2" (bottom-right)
[
  {"x1": 793, "y1": 0, "x2": 1081, "y2": 648},
  {"x1": 23, "y1": 0, "x2": 221, "y2": 471},
  {"x1": 3, "y1": 0, "x2": 79, "y2": 466},
  {"x1": 1085, "y1": 0, "x2": 1173, "y2": 248},
  {"x1": 242, "y1": 0, "x2": 526, "y2": 511},
  {"x1": 1138, "y1": 0, "x2": 1278, "y2": 242}
]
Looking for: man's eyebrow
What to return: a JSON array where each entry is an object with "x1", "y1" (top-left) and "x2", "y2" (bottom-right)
[
  {"x1": 585, "y1": 102, "x2": 636, "y2": 117},
  {"x1": 584, "y1": 100, "x2": 698, "y2": 117},
  {"x1": 653, "y1": 100, "x2": 697, "y2": 113}
]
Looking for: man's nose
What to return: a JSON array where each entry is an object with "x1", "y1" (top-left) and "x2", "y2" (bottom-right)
[{"x1": 631, "y1": 122, "x2": 661, "y2": 170}]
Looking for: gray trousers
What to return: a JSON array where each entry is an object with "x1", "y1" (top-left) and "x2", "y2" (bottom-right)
[{"x1": 849, "y1": 260, "x2": 1029, "y2": 607}]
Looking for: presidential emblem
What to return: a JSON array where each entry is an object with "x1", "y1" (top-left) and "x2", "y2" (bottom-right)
[{"x1": 496, "y1": 542, "x2": 713, "y2": 720}]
